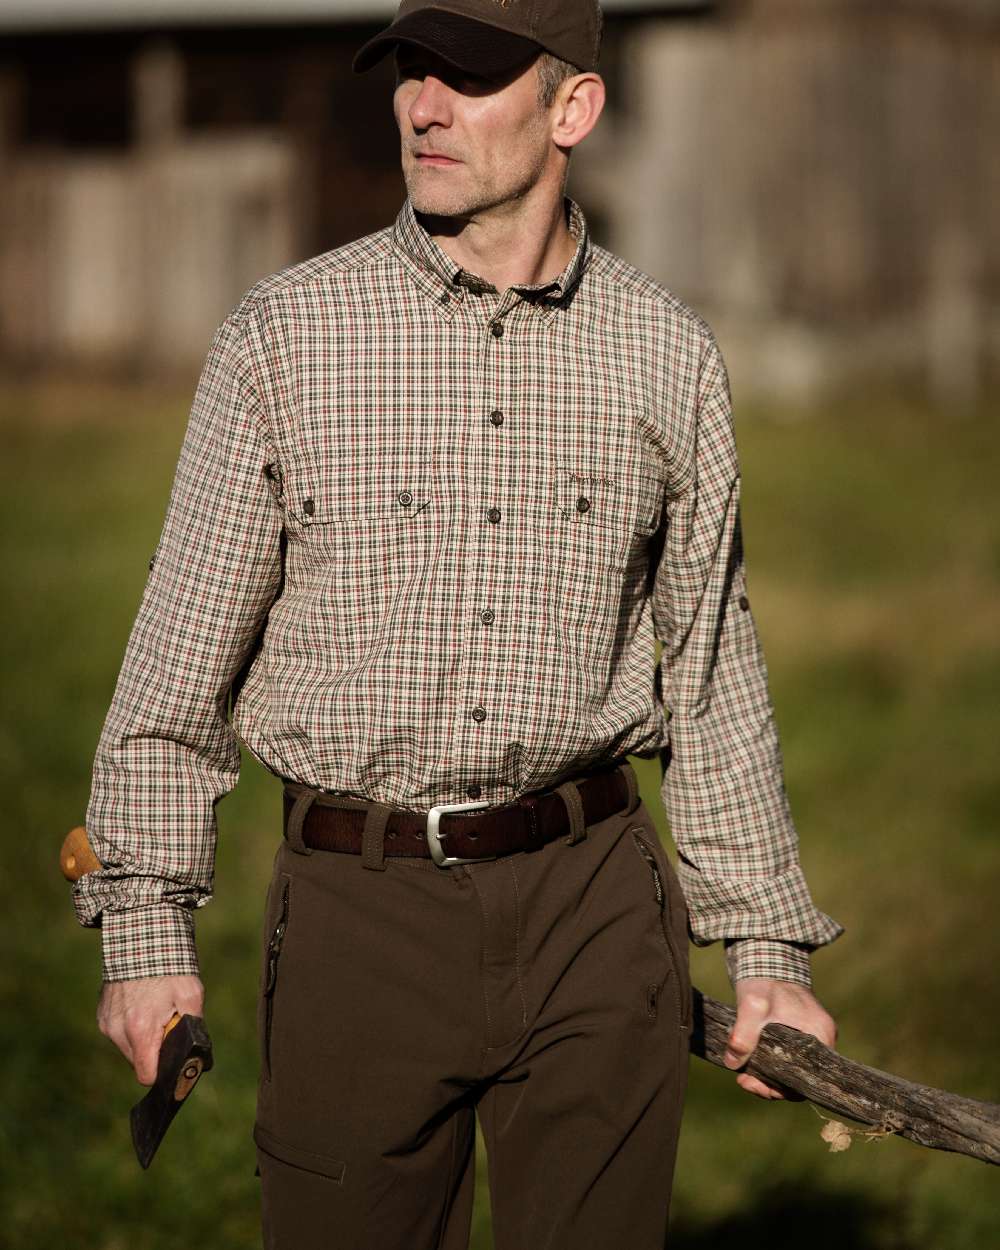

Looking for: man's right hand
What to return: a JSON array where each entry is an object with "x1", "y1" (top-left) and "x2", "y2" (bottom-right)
[{"x1": 97, "y1": 975, "x2": 205, "y2": 1085}]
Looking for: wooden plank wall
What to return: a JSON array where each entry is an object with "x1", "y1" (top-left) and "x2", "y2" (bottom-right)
[{"x1": 572, "y1": 0, "x2": 998, "y2": 402}]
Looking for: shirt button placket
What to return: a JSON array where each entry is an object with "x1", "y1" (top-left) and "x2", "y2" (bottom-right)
[{"x1": 460, "y1": 301, "x2": 509, "y2": 759}]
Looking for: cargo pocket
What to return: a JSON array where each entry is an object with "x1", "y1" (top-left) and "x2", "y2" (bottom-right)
[
  {"x1": 627, "y1": 826, "x2": 692, "y2": 1030},
  {"x1": 253, "y1": 1122, "x2": 346, "y2": 1185},
  {"x1": 259, "y1": 872, "x2": 292, "y2": 1082}
]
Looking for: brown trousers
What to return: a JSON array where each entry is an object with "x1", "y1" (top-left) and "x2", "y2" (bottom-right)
[{"x1": 253, "y1": 762, "x2": 692, "y2": 1249}]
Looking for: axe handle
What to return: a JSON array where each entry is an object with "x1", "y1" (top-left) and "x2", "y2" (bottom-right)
[{"x1": 60, "y1": 825, "x2": 102, "y2": 881}]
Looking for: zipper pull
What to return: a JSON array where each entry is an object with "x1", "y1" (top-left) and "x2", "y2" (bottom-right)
[{"x1": 631, "y1": 831, "x2": 665, "y2": 909}]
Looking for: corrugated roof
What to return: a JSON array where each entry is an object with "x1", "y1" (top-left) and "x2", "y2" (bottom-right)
[{"x1": 0, "y1": 0, "x2": 708, "y2": 32}]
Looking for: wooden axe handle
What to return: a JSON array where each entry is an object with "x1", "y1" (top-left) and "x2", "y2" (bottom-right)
[{"x1": 60, "y1": 825, "x2": 103, "y2": 881}]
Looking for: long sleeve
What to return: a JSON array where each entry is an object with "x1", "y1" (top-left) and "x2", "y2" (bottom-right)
[
  {"x1": 652, "y1": 332, "x2": 845, "y2": 988},
  {"x1": 72, "y1": 313, "x2": 285, "y2": 982}
]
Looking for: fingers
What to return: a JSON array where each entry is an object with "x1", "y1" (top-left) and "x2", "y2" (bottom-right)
[
  {"x1": 97, "y1": 998, "x2": 162, "y2": 1085},
  {"x1": 736, "y1": 1072, "x2": 785, "y2": 1099},
  {"x1": 723, "y1": 978, "x2": 838, "y2": 1102},
  {"x1": 97, "y1": 975, "x2": 206, "y2": 1086},
  {"x1": 724, "y1": 989, "x2": 768, "y2": 1070},
  {"x1": 127, "y1": 1014, "x2": 168, "y2": 1086}
]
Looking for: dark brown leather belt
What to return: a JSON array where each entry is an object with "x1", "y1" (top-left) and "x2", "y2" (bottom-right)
[{"x1": 282, "y1": 760, "x2": 635, "y2": 866}]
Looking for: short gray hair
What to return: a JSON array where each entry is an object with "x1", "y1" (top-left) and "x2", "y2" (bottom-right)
[{"x1": 535, "y1": 50, "x2": 583, "y2": 109}]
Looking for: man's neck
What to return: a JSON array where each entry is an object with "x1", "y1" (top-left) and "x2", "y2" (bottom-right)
[{"x1": 418, "y1": 193, "x2": 576, "y2": 295}]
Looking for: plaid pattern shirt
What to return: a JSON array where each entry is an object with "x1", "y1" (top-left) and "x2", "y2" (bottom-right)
[{"x1": 74, "y1": 194, "x2": 844, "y2": 987}]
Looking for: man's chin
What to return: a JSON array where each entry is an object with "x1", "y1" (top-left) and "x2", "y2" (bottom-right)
[
  {"x1": 405, "y1": 172, "x2": 470, "y2": 217},
  {"x1": 410, "y1": 193, "x2": 465, "y2": 220}
]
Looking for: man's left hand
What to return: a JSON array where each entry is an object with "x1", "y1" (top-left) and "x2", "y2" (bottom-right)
[{"x1": 723, "y1": 978, "x2": 838, "y2": 1100}]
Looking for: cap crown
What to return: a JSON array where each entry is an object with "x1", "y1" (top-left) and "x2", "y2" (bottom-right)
[{"x1": 393, "y1": 0, "x2": 602, "y2": 72}]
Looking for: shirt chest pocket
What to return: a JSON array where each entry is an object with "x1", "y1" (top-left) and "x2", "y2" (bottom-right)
[
  {"x1": 553, "y1": 467, "x2": 665, "y2": 565},
  {"x1": 272, "y1": 458, "x2": 440, "y2": 666},
  {"x1": 538, "y1": 466, "x2": 665, "y2": 652}
]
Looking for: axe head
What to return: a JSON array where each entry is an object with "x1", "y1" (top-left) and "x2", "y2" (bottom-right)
[{"x1": 130, "y1": 1013, "x2": 214, "y2": 1169}]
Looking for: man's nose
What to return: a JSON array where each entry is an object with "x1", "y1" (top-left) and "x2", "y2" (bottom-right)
[{"x1": 408, "y1": 75, "x2": 453, "y2": 129}]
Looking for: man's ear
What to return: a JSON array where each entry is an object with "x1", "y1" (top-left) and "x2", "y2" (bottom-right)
[{"x1": 551, "y1": 74, "x2": 605, "y2": 151}]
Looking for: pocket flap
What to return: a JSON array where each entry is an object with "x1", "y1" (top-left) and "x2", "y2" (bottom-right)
[
  {"x1": 293, "y1": 461, "x2": 437, "y2": 526},
  {"x1": 555, "y1": 466, "x2": 663, "y2": 535}
]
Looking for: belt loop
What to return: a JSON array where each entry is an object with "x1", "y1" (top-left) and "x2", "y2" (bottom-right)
[
  {"x1": 556, "y1": 779, "x2": 587, "y2": 846},
  {"x1": 361, "y1": 802, "x2": 393, "y2": 872},
  {"x1": 621, "y1": 760, "x2": 641, "y2": 816},
  {"x1": 285, "y1": 786, "x2": 317, "y2": 856}
]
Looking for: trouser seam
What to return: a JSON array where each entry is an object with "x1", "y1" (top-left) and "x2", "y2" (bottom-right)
[
  {"x1": 468, "y1": 873, "x2": 495, "y2": 1048},
  {"x1": 433, "y1": 1107, "x2": 461, "y2": 1250},
  {"x1": 510, "y1": 861, "x2": 528, "y2": 1031}
]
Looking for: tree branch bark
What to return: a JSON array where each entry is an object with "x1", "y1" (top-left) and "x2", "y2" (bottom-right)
[{"x1": 691, "y1": 989, "x2": 1000, "y2": 1166}]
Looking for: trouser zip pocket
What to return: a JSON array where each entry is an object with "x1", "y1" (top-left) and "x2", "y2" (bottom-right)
[
  {"x1": 629, "y1": 829, "x2": 687, "y2": 1027},
  {"x1": 263, "y1": 877, "x2": 290, "y2": 1080}
]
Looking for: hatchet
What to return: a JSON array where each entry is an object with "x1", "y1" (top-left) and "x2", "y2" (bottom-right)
[{"x1": 60, "y1": 826, "x2": 214, "y2": 1168}]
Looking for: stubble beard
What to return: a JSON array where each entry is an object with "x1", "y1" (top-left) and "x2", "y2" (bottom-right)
[{"x1": 403, "y1": 115, "x2": 551, "y2": 221}]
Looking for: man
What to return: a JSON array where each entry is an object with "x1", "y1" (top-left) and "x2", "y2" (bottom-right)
[{"x1": 75, "y1": 0, "x2": 844, "y2": 1245}]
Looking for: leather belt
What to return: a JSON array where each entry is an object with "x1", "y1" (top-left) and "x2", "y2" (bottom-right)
[{"x1": 282, "y1": 760, "x2": 636, "y2": 866}]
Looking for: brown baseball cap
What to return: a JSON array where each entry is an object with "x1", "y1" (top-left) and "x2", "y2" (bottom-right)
[{"x1": 352, "y1": 0, "x2": 603, "y2": 79}]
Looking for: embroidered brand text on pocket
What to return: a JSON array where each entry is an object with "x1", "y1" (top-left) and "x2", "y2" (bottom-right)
[{"x1": 554, "y1": 467, "x2": 664, "y2": 539}]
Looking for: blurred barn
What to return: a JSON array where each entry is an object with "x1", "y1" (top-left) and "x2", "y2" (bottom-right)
[{"x1": 0, "y1": 0, "x2": 996, "y2": 404}]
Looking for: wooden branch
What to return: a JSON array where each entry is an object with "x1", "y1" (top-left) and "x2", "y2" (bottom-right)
[{"x1": 691, "y1": 989, "x2": 1000, "y2": 1166}]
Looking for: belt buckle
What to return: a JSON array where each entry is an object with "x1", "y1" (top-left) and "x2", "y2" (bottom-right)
[{"x1": 426, "y1": 799, "x2": 493, "y2": 867}]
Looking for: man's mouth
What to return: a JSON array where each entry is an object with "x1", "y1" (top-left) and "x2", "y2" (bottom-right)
[{"x1": 415, "y1": 152, "x2": 460, "y2": 165}]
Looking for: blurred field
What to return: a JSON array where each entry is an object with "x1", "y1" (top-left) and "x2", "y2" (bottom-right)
[{"x1": 1, "y1": 376, "x2": 997, "y2": 1249}]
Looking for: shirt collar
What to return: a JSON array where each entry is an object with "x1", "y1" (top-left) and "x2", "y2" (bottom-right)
[{"x1": 391, "y1": 193, "x2": 592, "y2": 312}]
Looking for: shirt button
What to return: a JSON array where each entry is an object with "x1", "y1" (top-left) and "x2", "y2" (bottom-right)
[
  {"x1": 490, "y1": 321, "x2": 504, "y2": 338},
  {"x1": 576, "y1": 496, "x2": 591, "y2": 514},
  {"x1": 489, "y1": 409, "x2": 504, "y2": 427},
  {"x1": 486, "y1": 507, "x2": 501, "y2": 524},
  {"x1": 398, "y1": 490, "x2": 413, "y2": 507},
  {"x1": 471, "y1": 706, "x2": 487, "y2": 723},
  {"x1": 480, "y1": 608, "x2": 495, "y2": 625},
  {"x1": 466, "y1": 784, "x2": 482, "y2": 799},
  {"x1": 439, "y1": 291, "x2": 451, "y2": 304},
  {"x1": 738, "y1": 594, "x2": 750, "y2": 611},
  {"x1": 303, "y1": 498, "x2": 316, "y2": 516}
]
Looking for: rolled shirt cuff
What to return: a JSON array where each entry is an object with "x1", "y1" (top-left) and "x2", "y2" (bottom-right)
[
  {"x1": 724, "y1": 937, "x2": 813, "y2": 988},
  {"x1": 100, "y1": 901, "x2": 200, "y2": 982}
]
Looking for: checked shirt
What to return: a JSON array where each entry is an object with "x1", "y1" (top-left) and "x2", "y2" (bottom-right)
[{"x1": 74, "y1": 194, "x2": 844, "y2": 987}]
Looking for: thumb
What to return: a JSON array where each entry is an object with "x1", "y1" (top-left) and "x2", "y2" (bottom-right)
[{"x1": 724, "y1": 1007, "x2": 765, "y2": 1070}]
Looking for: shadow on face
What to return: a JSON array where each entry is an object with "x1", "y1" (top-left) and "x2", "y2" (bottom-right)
[{"x1": 392, "y1": 42, "x2": 541, "y2": 99}]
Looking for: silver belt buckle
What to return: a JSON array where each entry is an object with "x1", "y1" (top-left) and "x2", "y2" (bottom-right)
[{"x1": 426, "y1": 799, "x2": 493, "y2": 867}]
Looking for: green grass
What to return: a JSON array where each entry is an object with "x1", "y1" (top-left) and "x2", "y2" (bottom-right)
[{"x1": 1, "y1": 377, "x2": 997, "y2": 1248}]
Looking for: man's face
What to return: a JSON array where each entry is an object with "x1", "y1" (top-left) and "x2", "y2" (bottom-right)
[{"x1": 392, "y1": 42, "x2": 556, "y2": 219}]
